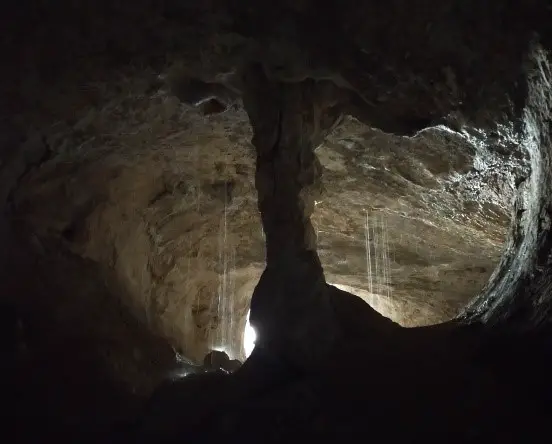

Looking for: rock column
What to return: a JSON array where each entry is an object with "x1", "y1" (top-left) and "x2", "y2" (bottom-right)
[{"x1": 241, "y1": 64, "x2": 342, "y2": 369}]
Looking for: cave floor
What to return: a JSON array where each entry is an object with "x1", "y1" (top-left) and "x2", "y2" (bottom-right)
[
  {"x1": 121, "y1": 343, "x2": 550, "y2": 443},
  {"x1": 6, "y1": 314, "x2": 552, "y2": 444},
  {"x1": 119, "y1": 300, "x2": 552, "y2": 444},
  {"x1": 3, "y1": 272, "x2": 551, "y2": 444}
]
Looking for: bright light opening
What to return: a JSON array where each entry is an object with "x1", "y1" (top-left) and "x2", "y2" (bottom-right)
[{"x1": 243, "y1": 310, "x2": 256, "y2": 358}]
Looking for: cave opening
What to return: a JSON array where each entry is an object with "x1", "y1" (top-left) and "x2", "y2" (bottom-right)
[{"x1": 243, "y1": 310, "x2": 257, "y2": 358}]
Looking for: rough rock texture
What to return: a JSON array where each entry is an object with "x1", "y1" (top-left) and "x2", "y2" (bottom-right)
[
  {"x1": 3, "y1": 1, "x2": 552, "y2": 442},
  {"x1": 463, "y1": 45, "x2": 552, "y2": 327},
  {"x1": 317, "y1": 120, "x2": 526, "y2": 325},
  {"x1": 8, "y1": 99, "x2": 263, "y2": 363},
  {"x1": 5, "y1": 60, "x2": 521, "y2": 369}
]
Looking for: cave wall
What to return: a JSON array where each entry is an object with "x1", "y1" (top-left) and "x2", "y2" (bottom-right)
[
  {"x1": 2, "y1": 1, "x2": 552, "y2": 410},
  {"x1": 1, "y1": 0, "x2": 543, "y2": 352},
  {"x1": 0, "y1": 50, "x2": 181, "y2": 434},
  {"x1": 2, "y1": 3, "x2": 552, "y2": 442},
  {"x1": 462, "y1": 44, "x2": 552, "y2": 327},
  {"x1": 8, "y1": 99, "x2": 263, "y2": 362}
]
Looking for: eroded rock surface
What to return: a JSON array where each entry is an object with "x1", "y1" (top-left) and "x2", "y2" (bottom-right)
[
  {"x1": 6, "y1": 76, "x2": 520, "y2": 363},
  {"x1": 2, "y1": 1, "x2": 552, "y2": 441}
]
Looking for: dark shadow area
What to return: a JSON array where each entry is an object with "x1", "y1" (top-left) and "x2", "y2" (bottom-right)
[
  {"x1": 0, "y1": 220, "x2": 178, "y2": 444},
  {"x1": 118, "y1": 287, "x2": 552, "y2": 443}
]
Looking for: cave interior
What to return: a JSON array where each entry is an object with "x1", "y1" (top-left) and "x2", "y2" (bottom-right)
[{"x1": 2, "y1": 1, "x2": 552, "y2": 442}]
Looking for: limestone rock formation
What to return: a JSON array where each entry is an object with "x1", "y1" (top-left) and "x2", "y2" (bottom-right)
[{"x1": 2, "y1": 0, "x2": 552, "y2": 442}]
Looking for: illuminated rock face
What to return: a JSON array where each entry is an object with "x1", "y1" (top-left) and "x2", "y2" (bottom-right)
[
  {"x1": 6, "y1": 73, "x2": 523, "y2": 363},
  {"x1": 4, "y1": 74, "x2": 525, "y2": 358}
]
